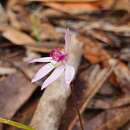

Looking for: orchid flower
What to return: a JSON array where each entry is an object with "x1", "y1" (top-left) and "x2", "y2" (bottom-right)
[{"x1": 30, "y1": 29, "x2": 75, "y2": 90}]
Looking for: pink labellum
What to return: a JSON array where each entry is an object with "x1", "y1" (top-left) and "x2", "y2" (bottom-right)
[
  {"x1": 32, "y1": 63, "x2": 54, "y2": 83},
  {"x1": 50, "y1": 48, "x2": 65, "y2": 62},
  {"x1": 41, "y1": 65, "x2": 65, "y2": 90}
]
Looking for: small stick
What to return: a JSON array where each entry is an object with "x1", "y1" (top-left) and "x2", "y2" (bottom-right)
[{"x1": 70, "y1": 86, "x2": 84, "y2": 130}]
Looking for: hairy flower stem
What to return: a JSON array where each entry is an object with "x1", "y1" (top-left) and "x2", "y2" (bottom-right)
[{"x1": 70, "y1": 86, "x2": 84, "y2": 130}]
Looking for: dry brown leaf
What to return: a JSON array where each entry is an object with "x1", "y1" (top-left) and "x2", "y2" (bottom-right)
[
  {"x1": 0, "y1": 4, "x2": 8, "y2": 25},
  {"x1": 44, "y1": 2, "x2": 99, "y2": 14},
  {"x1": 83, "y1": 0, "x2": 130, "y2": 12},
  {"x1": 29, "y1": 0, "x2": 130, "y2": 13},
  {"x1": 111, "y1": 95, "x2": 130, "y2": 108},
  {"x1": 96, "y1": 108, "x2": 130, "y2": 130},
  {"x1": 88, "y1": 98, "x2": 114, "y2": 109},
  {"x1": 108, "y1": 59, "x2": 130, "y2": 93},
  {"x1": 114, "y1": 0, "x2": 130, "y2": 12},
  {"x1": 88, "y1": 94, "x2": 130, "y2": 109},
  {"x1": 0, "y1": 71, "x2": 36, "y2": 119},
  {"x1": 87, "y1": 30, "x2": 113, "y2": 45},
  {"x1": 2, "y1": 27, "x2": 35, "y2": 45},
  {"x1": 84, "y1": 106, "x2": 130, "y2": 130},
  {"x1": 0, "y1": 67, "x2": 16, "y2": 75},
  {"x1": 28, "y1": 0, "x2": 98, "y2": 2},
  {"x1": 81, "y1": 37, "x2": 110, "y2": 64},
  {"x1": 39, "y1": 23, "x2": 62, "y2": 40}
]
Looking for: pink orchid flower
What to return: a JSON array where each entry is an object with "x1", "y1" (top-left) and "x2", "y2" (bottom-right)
[{"x1": 30, "y1": 29, "x2": 75, "y2": 90}]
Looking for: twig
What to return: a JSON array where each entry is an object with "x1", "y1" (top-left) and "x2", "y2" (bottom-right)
[{"x1": 70, "y1": 86, "x2": 84, "y2": 130}]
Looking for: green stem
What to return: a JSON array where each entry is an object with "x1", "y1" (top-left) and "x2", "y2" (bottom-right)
[
  {"x1": 31, "y1": 15, "x2": 40, "y2": 43},
  {"x1": 0, "y1": 118, "x2": 34, "y2": 130}
]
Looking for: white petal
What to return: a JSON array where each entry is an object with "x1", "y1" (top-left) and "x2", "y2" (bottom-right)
[
  {"x1": 41, "y1": 65, "x2": 65, "y2": 90},
  {"x1": 29, "y1": 57, "x2": 52, "y2": 63},
  {"x1": 32, "y1": 63, "x2": 54, "y2": 83},
  {"x1": 65, "y1": 64, "x2": 75, "y2": 88}
]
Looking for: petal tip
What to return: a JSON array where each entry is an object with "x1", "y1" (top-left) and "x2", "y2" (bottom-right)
[
  {"x1": 29, "y1": 59, "x2": 36, "y2": 63},
  {"x1": 41, "y1": 84, "x2": 47, "y2": 90},
  {"x1": 31, "y1": 78, "x2": 36, "y2": 83},
  {"x1": 29, "y1": 60, "x2": 33, "y2": 63},
  {"x1": 41, "y1": 87, "x2": 44, "y2": 90}
]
